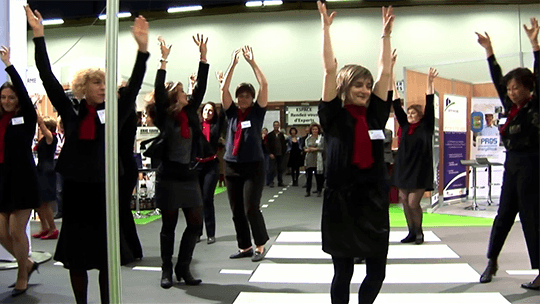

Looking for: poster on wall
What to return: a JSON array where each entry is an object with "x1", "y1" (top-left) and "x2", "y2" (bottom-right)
[
  {"x1": 286, "y1": 105, "x2": 320, "y2": 126},
  {"x1": 470, "y1": 98, "x2": 506, "y2": 199},
  {"x1": 443, "y1": 94, "x2": 467, "y2": 201},
  {"x1": 431, "y1": 92, "x2": 440, "y2": 207}
]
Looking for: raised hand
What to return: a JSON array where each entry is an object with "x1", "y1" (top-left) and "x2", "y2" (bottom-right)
[
  {"x1": 475, "y1": 32, "x2": 492, "y2": 50},
  {"x1": 523, "y1": 17, "x2": 539, "y2": 43},
  {"x1": 242, "y1": 45, "x2": 254, "y2": 64},
  {"x1": 24, "y1": 5, "x2": 44, "y2": 37},
  {"x1": 192, "y1": 34, "x2": 208, "y2": 62},
  {"x1": 157, "y1": 36, "x2": 172, "y2": 60},
  {"x1": 0, "y1": 46, "x2": 11, "y2": 67},
  {"x1": 132, "y1": 16, "x2": 149, "y2": 53},
  {"x1": 231, "y1": 48, "x2": 241, "y2": 66},
  {"x1": 382, "y1": 6, "x2": 394, "y2": 36},
  {"x1": 428, "y1": 67, "x2": 438, "y2": 82},
  {"x1": 215, "y1": 71, "x2": 224, "y2": 84},
  {"x1": 189, "y1": 73, "x2": 197, "y2": 84},
  {"x1": 317, "y1": 1, "x2": 336, "y2": 28}
]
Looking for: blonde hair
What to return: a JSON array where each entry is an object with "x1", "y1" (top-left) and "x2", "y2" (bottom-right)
[
  {"x1": 42, "y1": 116, "x2": 57, "y2": 133},
  {"x1": 336, "y1": 64, "x2": 374, "y2": 103},
  {"x1": 71, "y1": 68, "x2": 106, "y2": 100}
]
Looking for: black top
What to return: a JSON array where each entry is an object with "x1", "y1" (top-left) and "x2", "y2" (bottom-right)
[
  {"x1": 224, "y1": 102, "x2": 266, "y2": 163},
  {"x1": 488, "y1": 51, "x2": 539, "y2": 152},
  {"x1": 391, "y1": 95, "x2": 435, "y2": 190},
  {"x1": 267, "y1": 130, "x2": 286, "y2": 156},
  {"x1": 34, "y1": 37, "x2": 149, "y2": 182},
  {"x1": 0, "y1": 66, "x2": 40, "y2": 211},
  {"x1": 153, "y1": 62, "x2": 209, "y2": 178},
  {"x1": 199, "y1": 107, "x2": 226, "y2": 158},
  {"x1": 318, "y1": 92, "x2": 392, "y2": 188},
  {"x1": 37, "y1": 136, "x2": 58, "y2": 173}
]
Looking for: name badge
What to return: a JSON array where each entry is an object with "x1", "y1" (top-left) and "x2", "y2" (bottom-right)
[
  {"x1": 368, "y1": 130, "x2": 385, "y2": 140},
  {"x1": 97, "y1": 110, "x2": 106, "y2": 124},
  {"x1": 11, "y1": 117, "x2": 24, "y2": 125},
  {"x1": 241, "y1": 121, "x2": 251, "y2": 129}
]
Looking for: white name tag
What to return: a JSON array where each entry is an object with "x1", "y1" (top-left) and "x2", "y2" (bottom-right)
[
  {"x1": 368, "y1": 130, "x2": 385, "y2": 140},
  {"x1": 97, "y1": 110, "x2": 106, "y2": 124},
  {"x1": 11, "y1": 117, "x2": 24, "y2": 125},
  {"x1": 241, "y1": 120, "x2": 251, "y2": 129}
]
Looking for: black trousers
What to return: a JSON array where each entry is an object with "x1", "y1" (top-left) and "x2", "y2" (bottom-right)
[
  {"x1": 226, "y1": 161, "x2": 269, "y2": 249},
  {"x1": 306, "y1": 167, "x2": 324, "y2": 193},
  {"x1": 267, "y1": 155, "x2": 284, "y2": 185},
  {"x1": 330, "y1": 255, "x2": 386, "y2": 304},
  {"x1": 487, "y1": 151, "x2": 539, "y2": 269},
  {"x1": 197, "y1": 160, "x2": 219, "y2": 238}
]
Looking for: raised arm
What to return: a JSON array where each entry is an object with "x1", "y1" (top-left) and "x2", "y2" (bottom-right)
[
  {"x1": 36, "y1": 110, "x2": 54, "y2": 145},
  {"x1": 317, "y1": 1, "x2": 337, "y2": 102},
  {"x1": 524, "y1": 17, "x2": 539, "y2": 97},
  {"x1": 154, "y1": 36, "x2": 172, "y2": 129},
  {"x1": 220, "y1": 49, "x2": 240, "y2": 110},
  {"x1": 392, "y1": 98, "x2": 407, "y2": 127},
  {"x1": 372, "y1": 6, "x2": 394, "y2": 100},
  {"x1": 424, "y1": 67, "x2": 438, "y2": 131},
  {"x1": 475, "y1": 32, "x2": 506, "y2": 105},
  {"x1": 242, "y1": 45, "x2": 268, "y2": 108},
  {"x1": 190, "y1": 34, "x2": 210, "y2": 110},
  {"x1": 1, "y1": 46, "x2": 36, "y2": 120},
  {"x1": 26, "y1": 5, "x2": 73, "y2": 120},
  {"x1": 121, "y1": 16, "x2": 149, "y2": 104}
]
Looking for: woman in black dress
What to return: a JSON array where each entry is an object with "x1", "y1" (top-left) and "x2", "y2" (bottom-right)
[
  {"x1": 28, "y1": 6, "x2": 149, "y2": 303},
  {"x1": 475, "y1": 18, "x2": 539, "y2": 289},
  {"x1": 221, "y1": 46, "x2": 269, "y2": 262},
  {"x1": 0, "y1": 45, "x2": 40, "y2": 297},
  {"x1": 391, "y1": 67, "x2": 438, "y2": 245},
  {"x1": 286, "y1": 127, "x2": 303, "y2": 186},
  {"x1": 33, "y1": 113, "x2": 59, "y2": 240},
  {"x1": 317, "y1": 2, "x2": 394, "y2": 303},
  {"x1": 148, "y1": 35, "x2": 209, "y2": 288},
  {"x1": 198, "y1": 101, "x2": 226, "y2": 244}
]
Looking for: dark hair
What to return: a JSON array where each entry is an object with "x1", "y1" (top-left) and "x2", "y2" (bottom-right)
[
  {"x1": 309, "y1": 122, "x2": 321, "y2": 134},
  {"x1": 200, "y1": 101, "x2": 218, "y2": 124},
  {"x1": 0, "y1": 82, "x2": 19, "y2": 116},
  {"x1": 503, "y1": 67, "x2": 535, "y2": 92},
  {"x1": 407, "y1": 104, "x2": 424, "y2": 118},
  {"x1": 235, "y1": 82, "x2": 256, "y2": 99},
  {"x1": 289, "y1": 127, "x2": 298, "y2": 135}
]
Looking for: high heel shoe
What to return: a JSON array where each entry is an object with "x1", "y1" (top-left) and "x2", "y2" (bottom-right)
[
  {"x1": 175, "y1": 264, "x2": 202, "y2": 285},
  {"x1": 160, "y1": 265, "x2": 173, "y2": 289},
  {"x1": 11, "y1": 287, "x2": 27, "y2": 297},
  {"x1": 9, "y1": 261, "x2": 39, "y2": 288},
  {"x1": 479, "y1": 259, "x2": 498, "y2": 283}
]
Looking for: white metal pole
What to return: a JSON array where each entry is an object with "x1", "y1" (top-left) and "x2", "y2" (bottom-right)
[{"x1": 104, "y1": 0, "x2": 122, "y2": 302}]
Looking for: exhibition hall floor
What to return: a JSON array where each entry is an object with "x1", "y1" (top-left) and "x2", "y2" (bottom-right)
[{"x1": 0, "y1": 176, "x2": 538, "y2": 304}]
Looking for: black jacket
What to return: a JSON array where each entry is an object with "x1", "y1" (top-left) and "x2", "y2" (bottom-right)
[{"x1": 266, "y1": 130, "x2": 286, "y2": 156}]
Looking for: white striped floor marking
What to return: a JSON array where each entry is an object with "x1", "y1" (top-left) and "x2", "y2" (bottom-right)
[
  {"x1": 262, "y1": 204, "x2": 269, "y2": 208},
  {"x1": 273, "y1": 195, "x2": 279, "y2": 198},
  {"x1": 220, "y1": 269, "x2": 254, "y2": 275},
  {"x1": 132, "y1": 266, "x2": 161, "y2": 272},
  {"x1": 279, "y1": 191, "x2": 284, "y2": 194},
  {"x1": 506, "y1": 269, "x2": 539, "y2": 275},
  {"x1": 265, "y1": 244, "x2": 459, "y2": 260},
  {"x1": 275, "y1": 231, "x2": 441, "y2": 243},
  {"x1": 268, "y1": 199, "x2": 275, "y2": 202},
  {"x1": 233, "y1": 292, "x2": 510, "y2": 304},
  {"x1": 54, "y1": 262, "x2": 63, "y2": 266},
  {"x1": 249, "y1": 263, "x2": 479, "y2": 284},
  {"x1": 282, "y1": 188, "x2": 287, "y2": 190}
]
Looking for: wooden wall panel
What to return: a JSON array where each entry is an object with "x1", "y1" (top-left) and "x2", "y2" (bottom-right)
[{"x1": 473, "y1": 83, "x2": 498, "y2": 98}]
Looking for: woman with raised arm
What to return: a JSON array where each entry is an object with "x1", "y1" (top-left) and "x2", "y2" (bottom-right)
[
  {"x1": 147, "y1": 35, "x2": 209, "y2": 288},
  {"x1": 27, "y1": 5, "x2": 150, "y2": 303},
  {"x1": 0, "y1": 46, "x2": 40, "y2": 297},
  {"x1": 221, "y1": 45, "x2": 269, "y2": 262},
  {"x1": 317, "y1": 1, "x2": 394, "y2": 303},
  {"x1": 391, "y1": 67, "x2": 437, "y2": 245},
  {"x1": 33, "y1": 112, "x2": 59, "y2": 240},
  {"x1": 475, "y1": 18, "x2": 539, "y2": 290},
  {"x1": 197, "y1": 99, "x2": 226, "y2": 245}
]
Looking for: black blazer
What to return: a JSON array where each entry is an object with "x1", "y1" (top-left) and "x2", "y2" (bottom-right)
[
  {"x1": 0, "y1": 66, "x2": 39, "y2": 210},
  {"x1": 199, "y1": 107, "x2": 226, "y2": 158}
]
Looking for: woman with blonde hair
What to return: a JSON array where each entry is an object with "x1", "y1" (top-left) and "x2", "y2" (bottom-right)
[
  {"x1": 28, "y1": 5, "x2": 150, "y2": 303},
  {"x1": 317, "y1": 1, "x2": 394, "y2": 303}
]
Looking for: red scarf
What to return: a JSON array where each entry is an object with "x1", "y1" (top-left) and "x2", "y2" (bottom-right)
[
  {"x1": 202, "y1": 120, "x2": 211, "y2": 142},
  {"x1": 500, "y1": 96, "x2": 532, "y2": 136},
  {"x1": 176, "y1": 109, "x2": 191, "y2": 139},
  {"x1": 344, "y1": 105, "x2": 373, "y2": 169},
  {"x1": 79, "y1": 103, "x2": 97, "y2": 140},
  {"x1": 407, "y1": 122, "x2": 420, "y2": 135},
  {"x1": 0, "y1": 112, "x2": 16, "y2": 164},
  {"x1": 232, "y1": 107, "x2": 252, "y2": 156}
]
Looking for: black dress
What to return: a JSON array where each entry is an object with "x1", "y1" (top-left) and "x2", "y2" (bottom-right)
[
  {"x1": 36, "y1": 136, "x2": 58, "y2": 202},
  {"x1": 319, "y1": 93, "x2": 392, "y2": 258},
  {"x1": 391, "y1": 95, "x2": 435, "y2": 191},
  {"x1": 287, "y1": 139, "x2": 302, "y2": 168},
  {"x1": 0, "y1": 66, "x2": 40, "y2": 213}
]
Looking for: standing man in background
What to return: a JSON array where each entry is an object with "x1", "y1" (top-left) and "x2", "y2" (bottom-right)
[{"x1": 266, "y1": 120, "x2": 286, "y2": 187}]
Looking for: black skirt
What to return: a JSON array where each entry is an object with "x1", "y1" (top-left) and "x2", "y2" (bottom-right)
[
  {"x1": 0, "y1": 164, "x2": 40, "y2": 213},
  {"x1": 155, "y1": 161, "x2": 202, "y2": 210}
]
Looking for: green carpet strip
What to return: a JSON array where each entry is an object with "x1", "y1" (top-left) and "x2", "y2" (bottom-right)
[{"x1": 389, "y1": 204, "x2": 494, "y2": 227}]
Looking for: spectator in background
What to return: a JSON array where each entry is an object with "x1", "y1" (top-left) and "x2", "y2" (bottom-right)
[
  {"x1": 287, "y1": 127, "x2": 303, "y2": 186},
  {"x1": 266, "y1": 120, "x2": 286, "y2": 187},
  {"x1": 304, "y1": 123, "x2": 324, "y2": 197}
]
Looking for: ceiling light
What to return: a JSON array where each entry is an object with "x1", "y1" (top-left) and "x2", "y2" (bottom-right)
[
  {"x1": 246, "y1": 1, "x2": 263, "y2": 7},
  {"x1": 42, "y1": 19, "x2": 64, "y2": 26},
  {"x1": 263, "y1": 0, "x2": 283, "y2": 5},
  {"x1": 167, "y1": 5, "x2": 203, "y2": 13},
  {"x1": 98, "y1": 12, "x2": 132, "y2": 20}
]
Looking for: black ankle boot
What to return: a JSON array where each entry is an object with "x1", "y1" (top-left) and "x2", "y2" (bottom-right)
[
  {"x1": 400, "y1": 232, "x2": 416, "y2": 243},
  {"x1": 161, "y1": 264, "x2": 173, "y2": 289},
  {"x1": 480, "y1": 259, "x2": 498, "y2": 283},
  {"x1": 414, "y1": 227, "x2": 424, "y2": 245},
  {"x1": 175, "y1": 263, "x2": 202, "y2": 285}
]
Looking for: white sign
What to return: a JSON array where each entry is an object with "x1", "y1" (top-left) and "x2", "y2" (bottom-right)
[
  {"x1": 443, "y1": 95, "x2": 467, "y2": 132},
  {"x1": 286, "y1": 106, "x2": 319, "y2": 125}
]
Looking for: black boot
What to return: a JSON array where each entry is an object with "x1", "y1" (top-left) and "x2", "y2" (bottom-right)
[
  {"x1": 414, "y1": 227, "x2": 424, "y2": 245},
  {"x1": 175, "y1": 261, "x2": 202, "y2": 285},
  {"x1": 400, "y1": 231, "x2": 416, "y2": 243},
  {"x1": 160, "y1": 233, "x2": 174, "y2": 289},
  {"x1": 175, "y1": 226, "x2": 202, "y2": 285},
  {"x1": 480, "y1": 259, "x2": 498, "y2": 283}
]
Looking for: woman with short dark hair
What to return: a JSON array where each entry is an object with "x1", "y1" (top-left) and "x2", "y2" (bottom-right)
[{"x1": 287, "y1": 127, "x2": 303, "y2": 186}]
